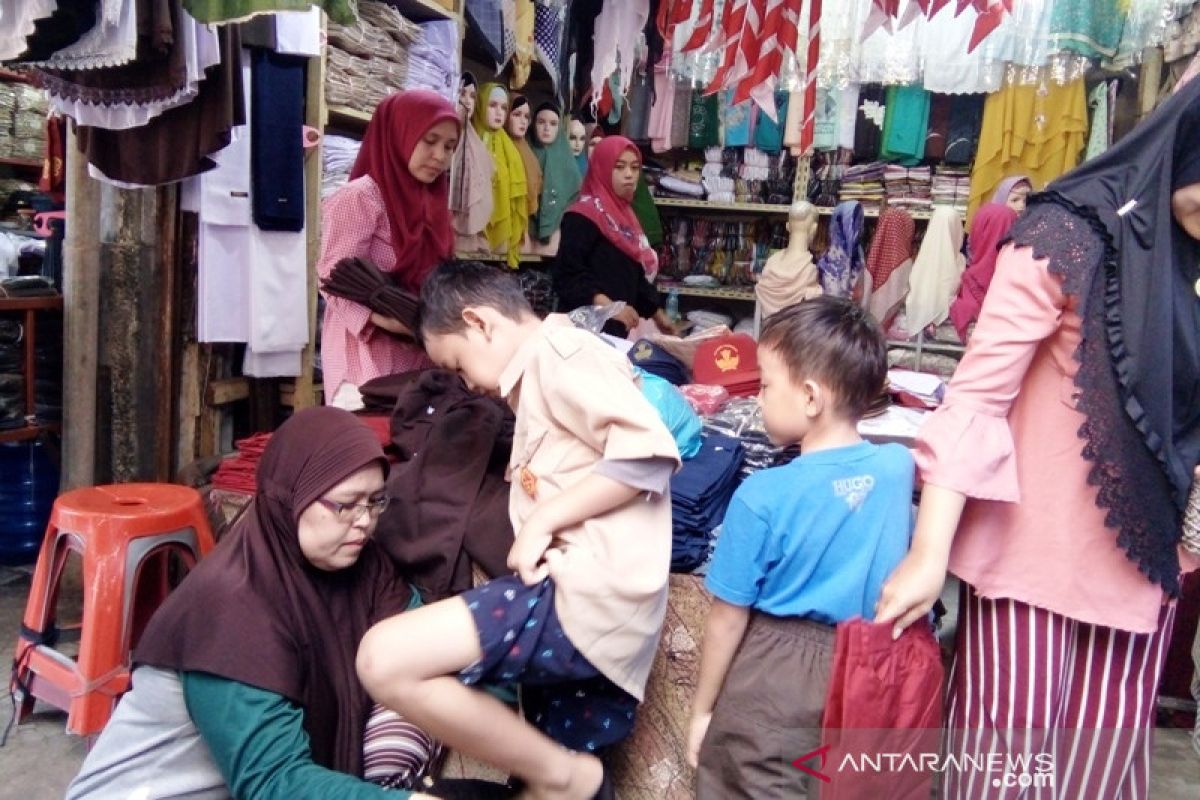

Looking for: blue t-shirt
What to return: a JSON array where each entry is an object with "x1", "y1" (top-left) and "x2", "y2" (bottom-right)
[{"x1": 705, "y1": 441, "x2": 914, "y2": 624}]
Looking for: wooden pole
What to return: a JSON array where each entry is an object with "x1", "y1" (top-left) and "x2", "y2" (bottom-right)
[
  {"x1": 292, "y1": 31, "x2": 326, "y2": 410},
  {"x1": 1138, "y1": 46, "x2": 1164, "y2": 120},
  {"x1": 61, "y1": 127, "x2": 100, "y2": 490}
]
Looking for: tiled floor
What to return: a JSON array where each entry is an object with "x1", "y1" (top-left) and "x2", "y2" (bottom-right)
[{"x1": 0, "y1": 568, "x2": 1196, "y2": 799}]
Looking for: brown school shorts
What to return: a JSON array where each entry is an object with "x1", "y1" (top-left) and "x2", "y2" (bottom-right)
[{"x1": 696, "y1": 613, "x2": 835, "y2": 800}]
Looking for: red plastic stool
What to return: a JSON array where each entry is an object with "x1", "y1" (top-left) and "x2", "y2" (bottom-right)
[{"x1": 11, "y1": 483, "x2": 215, "y2": 736}]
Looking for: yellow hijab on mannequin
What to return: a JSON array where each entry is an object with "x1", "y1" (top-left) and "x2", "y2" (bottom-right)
[{"x1": 472, "y1": 83, "x2": 528, "y2": 268}]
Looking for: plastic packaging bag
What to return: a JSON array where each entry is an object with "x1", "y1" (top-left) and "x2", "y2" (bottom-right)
[
  {"x1": 636, "y1": 367, "x2": 702, "y2": 460},
  {"x1": 568, "y1": 301, "x2": 627, "y2": 334}
]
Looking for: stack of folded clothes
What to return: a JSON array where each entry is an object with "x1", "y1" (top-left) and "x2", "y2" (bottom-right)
[
  {"x1": 0, "y1": 318, "x2": 23, "y2": 430},
  {"x1": 884, "y1": 165, "x2": 932, "y2": 211},
  {"x1": 212, "y1": 433, "x2": 273, "y2": 494},
  {"x1": 703, "y1": 397, "x2": 800, "y2": 482},
  {"x1": 931, "y1": 166, "x2": 970, "y2": 215},
  {"x1": 838, "y1": 162, "x2": 886, "y2": 214},
  {"x1": 669, "y1": 431, "x2": 744, "y2": 572}
]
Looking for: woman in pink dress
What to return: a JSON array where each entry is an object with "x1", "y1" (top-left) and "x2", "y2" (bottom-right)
[
  {"x1": 318, "y1": 91, "x2": 460, "y2": 408},
  {"x1": 877, "y1": 74, "x2": 1200, "y2": 798}
]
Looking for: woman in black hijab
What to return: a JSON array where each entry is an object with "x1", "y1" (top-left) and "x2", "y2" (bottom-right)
[
  {"x1": 67, "y1": 408, "x2": 439, "y2": 799},
  {"x1": 877, "y1": 74, "x2": 1200, "y2": 798}
]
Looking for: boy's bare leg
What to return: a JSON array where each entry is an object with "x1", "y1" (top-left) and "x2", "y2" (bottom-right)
[{"x1": 357, "y1": 597, "x2": 604, "y2": 800}]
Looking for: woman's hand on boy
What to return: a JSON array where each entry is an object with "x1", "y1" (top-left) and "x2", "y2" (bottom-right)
[
  {"x1": 508, "y1": 515, "x2": 555, "y2": 585},
  {"x1": 875, "y1": 549, "x2": 947, "y2": 640},
  {"x1": 686, "y1": 712, "x2": 712, "y2": 768}
]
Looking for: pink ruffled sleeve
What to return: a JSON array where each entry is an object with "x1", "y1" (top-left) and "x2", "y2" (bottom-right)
[
  {"x1": 318, "y1": 179, "x2": 384, "y2": 339},
  {"x1": 914, "y1": 244, "x2": 1066, "y2": 501}
]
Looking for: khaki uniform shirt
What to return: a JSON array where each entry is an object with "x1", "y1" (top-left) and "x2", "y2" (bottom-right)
[{"x1": 499, "y1": 315, "x2": 681, "y2": 700}]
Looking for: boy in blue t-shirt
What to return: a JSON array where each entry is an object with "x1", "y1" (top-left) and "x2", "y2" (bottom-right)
[{"x1": 687, "y1": 296, "x2": 915, "y2": 798}]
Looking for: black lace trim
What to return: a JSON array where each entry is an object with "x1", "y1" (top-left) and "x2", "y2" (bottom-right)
[{"x1": 1007, "y1": 193, "x2": 1181, "y2": 597}]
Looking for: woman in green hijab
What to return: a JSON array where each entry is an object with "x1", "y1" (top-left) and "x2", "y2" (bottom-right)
[
  {"x1": 528, "y1": 103, "x2": 582, "y2": 256},
  {"x1": 471, "y1": 83, "x2": 528, "y2": 268}
]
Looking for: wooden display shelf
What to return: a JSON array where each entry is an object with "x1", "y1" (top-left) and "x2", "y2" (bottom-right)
[
  {"x1": 382, "y1": 0, "x2": 459, "y2": 22},
  {"x1": 0, "y1": 296, "x2": 63, "y2": 313},
  {"x1": 816, "y1": 206, "x2": 959, "y2": 220},
  {"x1": 0, "y1": 67, "x2": 30, "y2": 85},
  {"x1": 0, "y1": 421, "x2": 60, "y2": 444},
  {"x1": 327, "y1": 105, "x2": 373, "y2": 131},
  {"x1": 455, "y1": 251, "x2": 543, "y2": 263},
  {"x1": 653, "y1": 197, "x2": 791, "y2": 214},
  {"x1": 0, "y1": 156, "x2": 42, "y2": 172},
  {"x1": 657, "y1": 281, "x2": 756, "y2": 302}
]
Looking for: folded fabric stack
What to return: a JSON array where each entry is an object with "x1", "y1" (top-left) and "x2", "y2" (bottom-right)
[
  {"x1": 326, "y1": 1, "x2": 420, "y2": 112},
  {"x1": 884, "y1": 165, "x2": 932, "y2": 211},
  {"x1": 211, "y1": 433, "x2": 273, "y2": 494},
  {"x1": 669, "y1": 432, "x2": 744, "y2": 573},
  {"x1": 703, "y1": 398, "x2": 800, "y2": 481},
  {"x1": 838, "y1": 162, "x2": 886, "y2": 214},
  {"x1": 931, "y1": 167, "x2": 971, "y2": 215},
  {"x1": 322, "y1": 135, "x2": 363, "y2": 199},
  {"x1": 0, "y1": 82, "x2": 47, "y2": 162},
  {"x1": 655, "y1": 173, "x2": 705, "y2": 199},
  {"x1": 0, "y1": 320, "x2": 24, "y2": 430},
  {"x1": 405, "y1": 21, "x2": 460, "y2": 101},
  {"x1": 702, "y1": 148, "x2": 734, "y2": 203}
]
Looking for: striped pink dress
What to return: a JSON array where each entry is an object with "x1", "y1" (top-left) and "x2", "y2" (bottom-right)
[
  {"x1": 317, "y1": 176, "x2": 432, "y2": 400},
  {"x1": 915, "y1": 244, "x2": 1198, "y2": 799}
]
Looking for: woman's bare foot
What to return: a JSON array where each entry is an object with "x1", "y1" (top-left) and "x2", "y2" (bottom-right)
[{"x1": 519, "y1": 751, "x2": 604, "y2": 800}]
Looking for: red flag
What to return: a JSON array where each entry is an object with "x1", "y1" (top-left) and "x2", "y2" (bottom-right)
[
  {"x1": 724, "y1": 0, "x2": 792, "y2": 104},
  {"x1": 800, "y1": 0, "x2": 823, "y2": 153},
  {"x1": 681, "y1": 0, "x2": 718, "y2": 53},
  {"x1": 967, "y1": 0, "x2": 1008, "y2": 52},
  {"x1": 704, "y1": 0, "x2": 752, "y2": 94}
]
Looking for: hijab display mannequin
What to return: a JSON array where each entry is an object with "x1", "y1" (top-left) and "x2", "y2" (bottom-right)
[
  {"x1": 506, "y1": 96, "x2": 542, "y2": 250},
  {"x1": 451, "y1": 74, "x2": 493, "y2": 253},
  {"x1": 472, "y1": 84, "x2": 528, "y2": 267},
  {"x1": 755, "y1": 201, "x2": 823, "y2": 318},
  {"x1": 568, "y1": 118, "x2": 588, "y2": 177},
  {"x1": 528, "y1": 104, "x2": 582, "y2": 257}
]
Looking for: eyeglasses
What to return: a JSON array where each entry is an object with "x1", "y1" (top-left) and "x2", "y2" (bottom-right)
[{"x1": 314, "y1": 495, "x2": 392, "y2": 523}]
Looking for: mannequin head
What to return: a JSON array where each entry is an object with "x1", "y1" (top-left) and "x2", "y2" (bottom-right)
[
  {"x1": 588, "y1": 126, "x2": 604, "y2": 158},
  {"x1": 457, "y1": 74, "x2": 477, "y2": 120},
  {"x1": 567, "y1": 118, "x2": 587, "y2": 156},
  {"x1": 534, "y1": 105, "x2": 561, "y2": 146},
  {"x1": 506, "y1": 96, "x2": 531, "y2": 139},
  {"x1": 786, "y1": 201, "x2": 818, "y2": 247},
  {"x1": 484, "y1": 86, "x2": 508, "y2": 131}
]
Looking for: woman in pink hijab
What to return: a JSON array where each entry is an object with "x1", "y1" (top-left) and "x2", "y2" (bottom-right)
[{"x1": 948, "y1": 203, "x2": 1019, "y2": 342}]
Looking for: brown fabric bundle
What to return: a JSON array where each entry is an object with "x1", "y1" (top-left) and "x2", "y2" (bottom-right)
[
  {"x1": 135, "y1": 407, "x2": 415, "y2": 776},
  {"x1": 321, "y1": 256, "x2": 421, "y2": 335},
  {"x1": 365, "y1": 369, "x2": 515, "y2": 600}
]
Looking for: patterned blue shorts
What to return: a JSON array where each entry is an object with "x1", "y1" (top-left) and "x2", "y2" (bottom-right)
[{"x1": 458, "y1": 575, "x2": 638, "y2": 753}]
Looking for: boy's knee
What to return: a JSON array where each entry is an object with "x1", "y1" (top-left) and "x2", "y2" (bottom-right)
[{"x1": 356, "y1": 624, "x2": 400, "y2": 696}]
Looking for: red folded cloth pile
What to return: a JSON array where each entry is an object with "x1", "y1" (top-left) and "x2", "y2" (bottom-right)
[{"x1": 211, "y1": 432, "x2": 273, "y2": 494}]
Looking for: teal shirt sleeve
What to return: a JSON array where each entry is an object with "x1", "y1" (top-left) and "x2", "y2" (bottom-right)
[{"x1": 181, "y1": 672, "x2": 408, "y2": 800}]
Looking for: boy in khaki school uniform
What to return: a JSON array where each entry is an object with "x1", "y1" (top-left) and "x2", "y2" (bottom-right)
[{"x1": 357, "y1": 261, "x2": 680, "y2": 800}]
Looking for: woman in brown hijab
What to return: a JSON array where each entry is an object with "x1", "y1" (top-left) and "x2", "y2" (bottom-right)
[{"x1": 67, "y1": 408, "x2": 440, "y2": 800}]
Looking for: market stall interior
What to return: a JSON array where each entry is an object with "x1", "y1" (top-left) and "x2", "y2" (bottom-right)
[{"x1": 1, "y1": 1, "x2": 1200, "y2": 798}]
